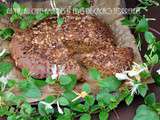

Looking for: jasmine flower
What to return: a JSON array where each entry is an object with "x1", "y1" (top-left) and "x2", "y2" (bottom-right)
[
  {"x1": 40, "y1": 100, "x2": 63, "y2": 114},
  {"x1": 115, "y1": 62, "x2": 147, "y2": 96},
  {"x1": 51, "y1": 64, "x2": 66, "y2": 80},
  {"x1": 0, "y1": 49, "x2": 7, "y2": 57},
  {"x1": 51, "y1": 64, "x2": 58, "y2": 80},
  {"x1": 127, "y1": 62, "x2": 148, "y2": 78},
  {"x1": 0, "y1": 72, "x2": 12, "y2": 91},
  {"x1": 115, "y1": 73, "x2": 132, "y2": 81},
  {"x1": 115, "y1": 62, "x2": 148, "y2": 82},
  {"x1": 72, "y1": 91, "x2": 88, "y2": 102},
  {"x1": 157, "y1": 69, "x2": 160, "y2": 75},
  {"x1": 40, "y1": 101, "x2": 53, "y2": 110},
  {"x1": 130, "y1": 83, "x2": 141, "y2": 96},
  {"x1": 56, "y1": 101, "x2": 63, "y2": 114}
]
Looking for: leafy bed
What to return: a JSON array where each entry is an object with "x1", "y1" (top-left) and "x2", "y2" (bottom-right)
[{"x1": 0, "y1": 0, "x2": 160, "y2": 120}]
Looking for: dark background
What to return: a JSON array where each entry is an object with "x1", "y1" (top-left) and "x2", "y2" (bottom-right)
[{"x1": 1, "y1": 0, "x2": 160, "y2": 120}]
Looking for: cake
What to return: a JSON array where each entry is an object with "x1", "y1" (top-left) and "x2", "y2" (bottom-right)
[{"x1": 10, "y1": 14, "x2": 134, "y2": 80}]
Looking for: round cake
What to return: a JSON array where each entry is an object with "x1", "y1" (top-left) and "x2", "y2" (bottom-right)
[{"x1": 10, "y1": 14, "x2": 134, "y2": 80}]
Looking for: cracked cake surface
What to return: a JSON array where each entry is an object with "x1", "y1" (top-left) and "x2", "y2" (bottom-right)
[{"x1": 10, "y1": 14, "x2": 134, "y2": 80}]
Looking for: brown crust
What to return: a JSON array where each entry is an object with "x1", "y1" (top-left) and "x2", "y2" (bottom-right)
[
  {"x1": 10, "y1": 14, "x2": 134, "y2": 80},
  {"x1": 78, "y1": 47, "x2": 134, "y2": 76}
]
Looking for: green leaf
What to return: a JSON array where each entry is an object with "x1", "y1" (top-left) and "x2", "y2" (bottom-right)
[
  {"x1": 78, "y1": 0, "x2": 91, "y2": 8},
  {"x1": 140, "y1": 71, "x2": 151, "y2": 79},
  {"x1": 13, "y1": 2, "x2": 27, "y2": 15},
  {"x1": 14, "y1": 96, "x2": 25, "y2": 106},
  {"x1": 150, "y1": 54, "x2": 159, "y2": 65},
  {"x1": 4, "y1": 92, "x2": 25, "y2": 107},
  {"x1": 144, "y1": 31, "x2": 156, "y2": 44},
  {"x1": 0, "y1": 28, "x2": 14, "y2": 40},
  {"x1": 136, "y1": 18, "x2": 148, "y2": 32},
  {"x1": 153, "y1": 103, "x2": 160, "y2": 113},
  {"x1": 13, "y1": 2, "x2": 21, "y2": 13},
  {"x1": 38, "y1": 102, "x2": 54, "y2": 116},
  {"x1": 20, "y1": 102, "x2": 33, "y2": 115},
  {"x1": 19, "y1": 19, "x2": 29, "y2": 29},
  {"x1": 154, "y1": 74, "x2": 160, "y2": 86},
  {"x1": 19, "y1": 81, "x2": 41, "y2": 98},
  {"x1": 33, "y1": 79, "x2": 47, "y2": 88},
  {"x1": 80, "y1": 113, "x2": 91, "y2": 120},
  {"x1": 118, "y1": 88, "x2": 130, "y2": 101},
  {"x1": 0, "y1": 62, "x2": 13, "y2": 77},
  {"x1": 156, "y1": 41, "x2": 160, "y2": 51},
  {"x1": 125, "y1": 95, "x2": 134, "y2": 105},
  {"x1": 18, "y1": 80, "x2": 30, "y2": 91},
  {"x1": 82, "y1": 83, "x2": 90, "y2": 93},
  {"x1": 99, "y1": 110, "x2": 109, "y2": 120},
  {"x1": 38, "y1": 102, "x2": 46, "y2": 116},
  {"x1": 0, "y1": 3, "x2": 8, "y2": 17},
  {"x1": 108, "y1": 101, "x2": 119, "y2": 110},
  {"x1": 26, "y1": 85, "x2": 41, "y2": 98},
  {"x1": 91, "y1": 105, "x2": 101, "y2": 113},
  {"x1": 63, "y1": 91, "x2": 77, "y2": 101},
  {"x1": 121, "y1": 18, "x2": 136, "y2": 26},
  {"x1": 58, "y1": 97, "x2": 69, "y2": 106},
  {"x1": 133, "y1": 105, "x2": 159, "y2": 120},
  {"x1": 89, "y1": 68, "x2": 101, "y2": 80},
  {"x1": 4, "y1": 92, "x2": 17, "y2": 104},
  {"x1": 144, "y1": 93, "x2": 156, "y2": 106},
  {"x1": 35, "y1": 12, "x2": 49, "y2": 21},
  {"x1": 0, "y1": 106, "x2": 10, "y2": 116},
  {"x1": 46, "y1": 76, "x2": 55, "y2": 85},
  {"x1": 7, "y1": 80, "x2": 16, "y2": 88},
  {"x1": 7, "y1": 115, "x2": 17, "y2": 120},
  {"x1": 45, "y1": 96, "x2": 56, "y2": 103},
  {"x1": 10, "y1": 13, "x2": 21, "y2": 22},
  {"x1": 25, "y1": 14, "x2": 35, "y2": 21},
  {"x1": 57, "y1": 17, "x2": 64, "y2": 26},
  {"x1": 138, "y1": 84, "x2": 148, "y2": 97},
  {"x1": 21, "y1": 68, "x2": 30, "y2": 78},
  {"x1": 98, "y1": 76, "x2": 121, "y2": 92},
  {"x1": 145, "y1": 53, "x2": 159, "y2": 65},
  {"x1": 96, "y1": 91, "x2": 115, "y2": 105},
  {"x1": 24, "y1": 84, "x2": 41, "y2": 98},
  {"x1": 70, "y1": 103, "x2": 88, "y2": 112},
  {"x1": 57, "y1": 108, "x2": 72, "y2": 120},
  {"x1": 62, "y1": 74, "x2": 77, "y2": 91},
  {"x1": 84, "y1": 95, "x2": 95, "y2": 106},
  {"x1": 45, "y1": 107, "x2": 54, "y2": 115},
  {"x1": 59, "y1": 75, "x2": 72, "y2": 86}
]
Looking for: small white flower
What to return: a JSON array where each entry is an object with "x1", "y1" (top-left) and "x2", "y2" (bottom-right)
[
  {"x1": 157, "y1": 69, "x2": 160, "y2": 75},
  {"x1": 0, "y1": 72, "x2": 12, "y2": 91},
  {"x1": 51, "y1": 64, "x2": 66, "y2": 80},
  {"x1": 56, "y1": 101, "x2": 63, "y2": 114},
  {"x1": 40, "y1": 100, "x2": 63, "y2": 114},
  {"x1": 115, "y1": 63, "x2": 146, "y2": 96},
  {"x1": 58, "y1": 65, "x2": 66, "y2": 76},
  {"x1": 130, "y1": 83, "x2": 141, "y2": 96},
  {"x1": 72, "y1": 91, "x2": 88, "y2": 102},
  {"x1": 127, "y1": 62, "x2": 148, "y2": 77},
  {"x1": 40, "y1": 101, "x2": 53, "y2": 110},
  {"x1": 51, "y1": 64, "x2": 58, "y2": 80},
  {"x1": 0, "y1": 49, "x2": 7, "y2": 57},
  {"x1": 115, "y1": 73, "x2": 131, "y2": 80}
]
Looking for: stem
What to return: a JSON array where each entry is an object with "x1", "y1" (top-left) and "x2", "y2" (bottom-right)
[
  {"x1": 149, "y1": 27, "x2": 160, "y2": 36},
  {"x1": 50, "y1": 0, "x2": 60, "y2": 18},
  {"x1": 71, "y1": 0, "x2": 81, "y2": 9},
  {"x1": 113, "y1": 110, "x2": 120, "y2": 120}
]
